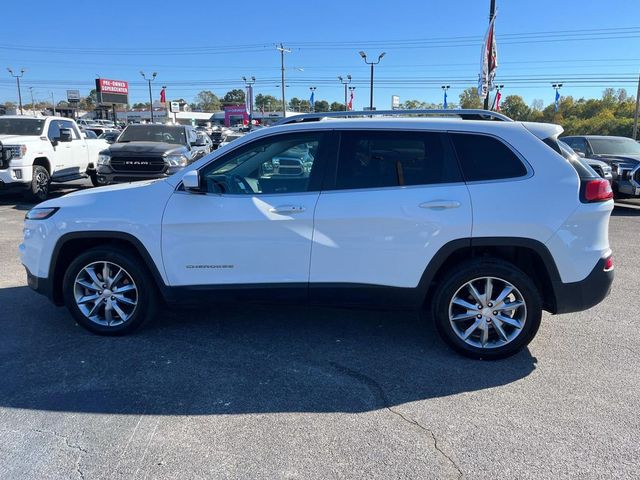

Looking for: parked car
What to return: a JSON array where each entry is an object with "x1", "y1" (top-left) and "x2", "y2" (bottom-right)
[
  {"x1": 0, "y1": 116, "x2": 109, "y2": 199},
  {"x1": 218, "y1": 132, "x2": 244, "y2": 148},
  {"x1": 81, "y1": 129, "x2": 99, "y2": 139},
  {"x1": 20, "y1": 110, "x2": 614, "y2": 359},
  {"x1": 209, "y1": 126, "x2": 234, "y2": 150},
  {"x1": 98, "y1": 131, "x2": 120, "y2": 144},
  {"x1": 95, "y1": 123, "x2": 206, "y2": 184},
  {"x1": 561, "y1": 135, "x2": 640, "y2": 197},
  {"x1": 193, "y1": 131, "x2": 213, "y2": 157},
  {"x1": 557, "y1": 140, "x2": 612, "y2": 182}
]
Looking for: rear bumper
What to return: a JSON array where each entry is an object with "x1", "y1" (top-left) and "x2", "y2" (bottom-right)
[{"x1": 552, "y1": 257, "x2": 613, "y2": 314}]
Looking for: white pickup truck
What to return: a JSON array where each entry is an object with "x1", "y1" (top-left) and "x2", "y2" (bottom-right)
[{"x1": 0, "y1": 116, "x2": 109, "y2": 201}]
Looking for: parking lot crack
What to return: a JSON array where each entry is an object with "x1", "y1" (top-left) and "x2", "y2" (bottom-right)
[
  {"x1": 330, "y1": 362, "x2": 463, "y2": 478},
  {"x1": 31, "y1": 428, "x2": 87, "y2": 479}
]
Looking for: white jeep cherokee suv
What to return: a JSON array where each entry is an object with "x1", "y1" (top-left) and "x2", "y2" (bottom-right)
[{"x1": 19, "y1": 110, "x2": 614, "y2": 359}]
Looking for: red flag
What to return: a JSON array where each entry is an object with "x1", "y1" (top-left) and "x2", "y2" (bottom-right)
[
  {"x1": 348, "y1": 90, "x2": 354, "y2": 111},
  {"x1": 495, "y1": 90, "x2": 502, "y2": 111},
  {"x1": 160, "y1": 87, "x2": 166, "y2": 104}
]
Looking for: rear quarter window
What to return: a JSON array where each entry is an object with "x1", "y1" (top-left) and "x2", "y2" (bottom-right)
[{"x1": 450, "y1": 133, "x2": 528, "y2": 182}]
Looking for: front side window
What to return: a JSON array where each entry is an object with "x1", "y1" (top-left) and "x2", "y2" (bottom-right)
[
  {"x1": 562, "y1": 137, "x2": 587, "y2": 154},
  {"x1": 60, "y1": 120, "x2": 81, "y2": 139},
  {"x1": 450, "y1": 133, "x2": 528, "y2": 182},
  {"x1": 334, "y1": 130, "x2": 461, "y2": 190},
  {"x1": 199, "y1": 132, "x2": 325, "y2": 195}
]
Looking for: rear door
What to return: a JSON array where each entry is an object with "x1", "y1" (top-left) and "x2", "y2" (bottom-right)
[{"x1": 309, "y1": 129, "x2": 472, "y2": 303}]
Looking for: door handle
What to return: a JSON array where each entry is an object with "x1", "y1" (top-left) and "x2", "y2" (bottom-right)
[
  {"x1": 419, "y1": 200, "x2": 461, "y2": 210},
  {"x1": 269, "y1": 205, "x2": 306, "y2": 214}
]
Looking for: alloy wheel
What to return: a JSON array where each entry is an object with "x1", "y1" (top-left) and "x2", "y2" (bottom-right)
[
  {"x1": 73, "y1": 261, "x2": 138, "y2": 326},
  {"x1": 448, "y1": 276, "x2": 527, "y2": 349}
]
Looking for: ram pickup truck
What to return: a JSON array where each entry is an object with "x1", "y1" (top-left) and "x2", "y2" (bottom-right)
[
  {"x1": 0, "y1": 116, "x2": 109, "y2": 200},
  {"x1": 96, "y1": 123, "x2": 208, "y2": 184}
]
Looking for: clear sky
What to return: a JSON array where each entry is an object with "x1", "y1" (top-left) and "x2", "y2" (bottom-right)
[{"x1": 1, "y1": 0, "x2": 639, "y2": 110}]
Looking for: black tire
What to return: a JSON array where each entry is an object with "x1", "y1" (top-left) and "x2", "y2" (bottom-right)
[
  {"x1": 62, "y1": 246, "x2": 158, "y2": 335},
  {"x1": 24, "y1": 165, "x2": 50, "y2": 202},
  {"x1": 88, "y1": 171, "x2": 101, "y2": 187},
  {"x1": 431, "y1": 258, "x2": 542, "y2": 360}
]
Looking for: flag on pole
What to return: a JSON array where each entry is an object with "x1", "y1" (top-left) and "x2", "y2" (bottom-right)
[
  {"x1": 495, "y1": 90, "x2": 502, "y2": 111},
  {"x1": 477, "y1": 15, "x2": 498, "y2": 100},
  {"x1": 443, "y1": 90, "x2": 448, "y2": 109},
  {"x1": 159, "y1": 87, "x2": 166, "y2": 104},
  {"x1": 309, "y1": 90, "x2": 315, "y2": 109},
  {"x1": 554, "y1": 90, "x2": 560, "y2": 112},
  {"x1": 348, "y1": 90, "x2": 354, "y2": 110}
]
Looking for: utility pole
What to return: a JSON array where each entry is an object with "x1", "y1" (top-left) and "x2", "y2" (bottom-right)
[
  {"x1": 140, "y1": 71, "x2": 157, "y2": 123},
  {"x1": 7, "y1": 68, "x2": 25, "y2": 115},
  {"x1": 242, "y1": 76, "x2": 256, "y2": 131},
  {"x1": 359, "y1": 51, "x2": 386, "y2": 110},
  {"x1": 276, "y1": 43, "x2": 291, "y2": 116},
  {"x1": 633, "y1": 73, "x2": 640, "y2": 140},
  {"x1": 338, "y1": 75, "x2": 352, "y2": 111},
  {"x1": 29, "y1": 87, "x2": 35, "y2": 115},
  {"x1": 483, "y1": 0, "x2": 496, "y2": 110}
]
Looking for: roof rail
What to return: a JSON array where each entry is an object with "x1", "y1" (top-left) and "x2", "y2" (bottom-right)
[{"x1": 274, "y1": 108, "x2": 513, "y2": 126}]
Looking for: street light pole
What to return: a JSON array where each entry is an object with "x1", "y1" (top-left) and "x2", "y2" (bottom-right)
[
  {"x1": 482, "y1": 0, "x2": 497, "y2": 110},
  {"x1": 7, "y1": 68, "x2": 25, "y2": 115},
  {"x1": 338, "y1": 75, "x2": 352, "y2": 111},
  {"x1": 242, "y1": 76, "x2": 256, "y2": 131},
  {"x1": 359, "y1": 52, "x2": 385, "y2": 111},
  {"x1": 276, "y1": 43, "x2": 291, "y2": 117},
  {"x1": 140, "y1": 71, "x2": 157, "y2": 123}
]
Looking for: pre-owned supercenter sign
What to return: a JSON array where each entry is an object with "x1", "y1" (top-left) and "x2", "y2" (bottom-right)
[{"x1": 96, "y1": 78, "x2": 129, "y2": 104}]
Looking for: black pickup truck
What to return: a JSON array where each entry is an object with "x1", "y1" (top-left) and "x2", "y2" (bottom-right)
[{"x1": 96, "y1": 124, "x2": 211, "y2": 184}]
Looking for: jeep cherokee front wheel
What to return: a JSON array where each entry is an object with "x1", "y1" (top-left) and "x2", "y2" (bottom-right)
[
  {"x1": 432, "y1": 259, "x2": 542, "y2": 359},
  {"x1": 62, "y1": 247, "x2": 157, "y2": 335}
]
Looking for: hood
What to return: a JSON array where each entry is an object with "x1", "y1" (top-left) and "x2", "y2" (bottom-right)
[
  {"x1": 0, "y1": 134, "x2": 44, "y2": 144},
  {"x1": 108, "y1": 141, "x2": 187, "y2": 155}
]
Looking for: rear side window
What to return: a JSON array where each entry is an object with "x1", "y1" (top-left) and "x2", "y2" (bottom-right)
[
  {"x1": 335, "y1": 131, "x2": 462, "y2": 190},
  {"x1": 450, "y1": 133, "x2": 527, "y2": 182}
]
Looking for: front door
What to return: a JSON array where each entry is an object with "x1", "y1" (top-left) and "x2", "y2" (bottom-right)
[{"x1": 162, "y1": 130, "x2": 330, "y2": 295}]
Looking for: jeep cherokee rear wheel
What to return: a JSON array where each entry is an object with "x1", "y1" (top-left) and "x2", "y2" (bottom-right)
[
  {"x1": 62, "y1": 247, "x2": 157, "y2": 335},
  {"x1": 432, "y1": 259, "x2": 542, "y2": 360}
]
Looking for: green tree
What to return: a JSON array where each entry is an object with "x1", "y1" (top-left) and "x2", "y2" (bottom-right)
[
  {"x1": 222, "y1": 89, "x2": 245, "y2": 106},
  {"x1": 194, "y1": 90, "x2": 221, "y2": 111},
  {"x1": 330, "y1": 102, "x2": 345, "y2": 111},
  {"x1": 255, "y1": 94, "x2": 280, "y2": 111},
  {"x1": 500, "y1": 95, "x2": 531, "y2": 121},
  {"x1": 459, "y1": 87, "x2": 483, "y2": 109},
  {"x1": 313, "y1": 99, "x2": 330, "y2": 112}
]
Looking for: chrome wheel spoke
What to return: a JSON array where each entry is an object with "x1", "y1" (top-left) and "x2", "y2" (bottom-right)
[
  {"x1": 452, "y1": 298, "x2": 477, "y2": 311},
  {"x1": 491, "y1": 317, "x2": 509, "y2": 341},
  {"x1": 76, "y1": 279, "x2": 100, "y2": 291},
  {"x1": 85, "y1": 267, "x2": 102, "y2": 287},
  {"x1": 467, "y1": 282, "x2": 483, "y2": 305},
  {"x1": 494, "y1": 286, "x2": 514, "y2": 307},
  {"x1": 497, "y1": 301, "x2": 524, "y2": 312},
  {"x1": 451, "y1": 312, "x2": 479, "y2": 322},
  {"x1": 495, "y1": 314, "x2": 522, "y2": 329},
  {"x1": 78, "y1": 293, "x2": 100, "y2": 305},
  {"x1": 111, "y1": 302, "x2": 128, "y2": 321},
  {"x1": 113, "y1": 284, "x2": 135, "y2": 294},
  {"x1": 109, "y1": 268, "x2": 123, "y2": 288},
  {"x1": 479, "y1": 321, "x2": 489, "y2": 346},
  {"x1": 462, "y1": 318, "x2": 483, "y2": 340},
  {"x1": 485, "y1": 278, "x2": 493, "y2": 305}
]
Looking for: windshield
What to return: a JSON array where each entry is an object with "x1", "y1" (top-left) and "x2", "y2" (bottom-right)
[
  {"x1": 589, "y1": 137, "x2": 640, "y2": 156},
  {"x1": 0, "y1": 118, "x2": 46, "y2": 136},
  {"x1": 118, "y1": 125, "x2": 186, "y2": 145}
]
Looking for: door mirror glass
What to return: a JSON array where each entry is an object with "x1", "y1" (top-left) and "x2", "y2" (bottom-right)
[
  {"x1": 182, "y1": 170, "x2": 201, "y2": 191},
  {"x1": 576, "y1": 151, "x2": 586, "y2": 158},
  {"x1": 58, "y1": 128, "x2": 73, "y2": 142}
]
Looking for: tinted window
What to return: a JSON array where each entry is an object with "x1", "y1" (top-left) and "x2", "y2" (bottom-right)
[
  {"x1": 118, "y1": 125, "x2": 187, "y2": 145},
  {"x1": 60, "y1": 120, "x2": 81, "y2": 139},
  {"x1": 562, "y1": 137, "x2": 587, "y2": 154},
  {"x1": 588, "y1": 137, "x2": 640, "y2": 156},
  {"x1": 200, "y1": 132, "x2": 324, "y2": 195},
  {"x1": 0, "y1": 118, "x2": 45, "y2": 135},
  {"x1": 47, "y1": 121, "x2": 61, "y2": 140},
  {"x1": 335, "y1": 131, "x2": 461, "y2": 190},
  {"x1": 450, "y1": 133, "x2": 527, "y2": 181}
]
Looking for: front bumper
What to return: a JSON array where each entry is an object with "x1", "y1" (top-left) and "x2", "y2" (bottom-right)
[
  {"x1": 97, "y1": 164, "x2": 180, "y2": 184},
  {"x1": 25, "y1": 266, "x2": 58, "y2": 304},
  {"x1": 552, "y1": 257, "x2": 614, "y2": 314}
]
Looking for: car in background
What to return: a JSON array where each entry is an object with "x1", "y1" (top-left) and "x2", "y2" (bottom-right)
[
  {"x1": 218, "y1": 132, "x2": 245, "y2": 148},
  {"x1": 193, "y1": 131, "x2": 213, "y2": 156},
  {"x1": 98, "y1": 131, "x2": 120, "y2": 144},
  {"x1": 81, "y1": 129, "x2": 99, "y2": 139},
  {"x1": 96, "y1": 123, "x2": 205, "y2": 184},
  {"x1": 557, "y1": 140, "x2": 612, "y2": 183},
  {"x1": 561, "y1": 135, "x2": 640, "y2": 197}
]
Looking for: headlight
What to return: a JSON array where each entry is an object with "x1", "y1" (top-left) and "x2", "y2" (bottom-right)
[
  {"x1": 25, "y1": 207, "x2": 59, "y2": 220},
  {"x1": 7, "y1": 145, "x2": 27, "y2": 159},
  {"x1": 98, "y1": 153, "x2": 111, "y2": 165},
  {"x1": 166, "y1": 154, "x2": 188, "y2": 167}
]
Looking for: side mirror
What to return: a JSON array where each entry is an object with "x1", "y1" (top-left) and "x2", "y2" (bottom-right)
[
  {"x1": 59, "y1": 128, "x2": 73, "y2": 142},
  {"x1": 576, "y1": 151, "x2": 586, "y2": 158},
  {"x1": 182, "y1": 170, "x2": 201, "y2": 192}
]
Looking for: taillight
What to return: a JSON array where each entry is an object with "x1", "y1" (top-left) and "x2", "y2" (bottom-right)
[
  {"x1": 604, "y1": 256, "x2": 614, "y2": 272},
  {"x1": 582, "y1": 178, "x2": 613, "y2": 203}
]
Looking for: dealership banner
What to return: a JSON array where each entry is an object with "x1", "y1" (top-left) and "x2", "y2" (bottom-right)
[{"x1": 96, "y1": 78, "x2": 129, "y2": 104}]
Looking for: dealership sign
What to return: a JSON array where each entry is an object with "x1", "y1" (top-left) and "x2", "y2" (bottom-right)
[
  {"x1": 67, "y1": 89, "x2": 81, "y2": 102},
  {"x1": 95, "y1": 78, "x2": 129, "y2": 105}
]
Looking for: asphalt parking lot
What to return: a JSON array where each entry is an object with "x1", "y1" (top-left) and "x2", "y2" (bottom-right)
[{"x1": 0, "y1": 183, "x2": 638, "y2": 479}]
